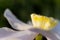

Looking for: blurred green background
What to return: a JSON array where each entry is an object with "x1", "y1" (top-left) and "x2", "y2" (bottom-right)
[{"x1": 0, "y1": 0, "x2": 60, "y2": 40}]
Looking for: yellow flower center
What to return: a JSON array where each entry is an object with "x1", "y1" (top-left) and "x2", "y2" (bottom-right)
[{"x1": 31, "y1": 13, "x2": 58, "y2": 31}]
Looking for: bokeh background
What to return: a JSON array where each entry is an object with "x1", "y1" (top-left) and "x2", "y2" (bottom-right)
[{"x1": 0, "y1": 0, "x2": 60, "y2": 40}]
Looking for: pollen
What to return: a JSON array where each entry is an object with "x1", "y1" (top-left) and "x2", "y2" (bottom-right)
[{"x1": 31, "y1": 13, "x2": 58, "y2": 31}]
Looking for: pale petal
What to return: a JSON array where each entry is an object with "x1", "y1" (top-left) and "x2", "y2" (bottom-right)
[
  {"x1": 4, "y1": 9, "x2": 32, "y2": 30},
  {"x1": 29, "y1": 28, "x2": 60, "y2": 40},
  {"x1": 0, "y1": 27, "x2": 16, "y2": 38},
  {"x1": 50, "y1": 21, "x2": 60, "y2": 40},
  {"x1": 0, "y1": 27, "x2": 60, "y2": 40},
  {"x1": 0, "y1": 30, "x2": 38, "y2": 40},
  {"x1": 0, "y1": 27, "x2": 59, "y2": 40},
  {"x1": 37, "y1": 21, "x2": 60, "y2": 40},
  {"x1": 27, "y1": 20, "x2": 60, "y2": 40}
]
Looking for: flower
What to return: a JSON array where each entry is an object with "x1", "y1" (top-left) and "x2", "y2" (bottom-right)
[
  {"x1": 0, "y1": 9, "x2": 60, "y2": 40},
  {"x1": 0, "y1": 9, "x2": 38, "y2": 40}
]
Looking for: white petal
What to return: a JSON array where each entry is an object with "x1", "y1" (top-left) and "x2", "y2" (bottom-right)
[
  {"x1": 27, "y1": 20, "x2": 60, "y2": 40},
  {"x1": 0, "y1": 27, "x2": 60, "y2": 40},
  {"x1": 4, "y1": 9, "x2": 32, "y2": 30},
  {"x1": 27, "y1": 21, "x2": 60, "y2": 40},
  {"x1": 49, "y1": 21, "x2": 60, "y2": 40},
  {"x1": 0, "y1": 30, "x2": 38, "y2": 40},
  {"x1": 52, "y1": 21, "x2": 60, "y2": 32},
  {"x1": 29, "y1": 28, "x2": 60, "y2": 40},
  {"x1": 0, "y1": 27, "x2": 16, "y2": 38}
]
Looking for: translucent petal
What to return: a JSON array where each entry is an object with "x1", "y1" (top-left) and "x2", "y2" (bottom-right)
[
  {"x1": 29, "y1": 27, "x2": 60, "y2": 40},
  {"x1": 4, "y1": 9, "x2": 32, "y2": 30},
  {"x1": 0, "y1": 27, "x2": 16, "y2": 38},
  {"x1": 0, "y1": 30, "x2": 38, "y2": 40},
  {"x1": 29, "y1": 22, "x2": 60, "y2": 40}
]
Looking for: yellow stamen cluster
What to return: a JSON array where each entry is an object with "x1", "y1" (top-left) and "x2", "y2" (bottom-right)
[{"x1": 31, "y1": 13, "x2": 58, "y2": 31}]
